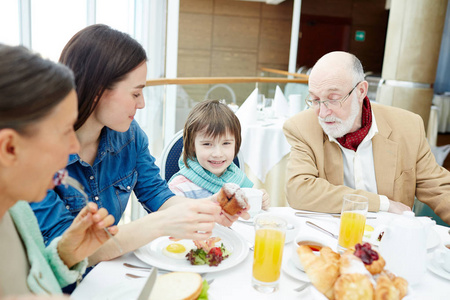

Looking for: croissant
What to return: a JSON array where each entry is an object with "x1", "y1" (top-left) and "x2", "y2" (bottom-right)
[
  {"x1": 334, "y1": 273, "x2": 374, "y2": 300},
  {"x1": 297, "y1": 246, "x2": 340, "y2": 300},
  {"x1": 339, "y1": 251, "x2": 372, "y2": 277},
  {"x1": 374, "y1": 274, "x2": 400, "y2": 300},
  {"x1": 393, "y1": 276, "x2": 408, "y2": 299}
]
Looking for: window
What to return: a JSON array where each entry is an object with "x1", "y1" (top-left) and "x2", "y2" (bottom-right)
[{"x1": 0, "y1": 0, "x2": 20, "y2": 46}]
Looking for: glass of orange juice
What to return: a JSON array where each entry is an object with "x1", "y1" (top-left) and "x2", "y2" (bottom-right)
[
  {"x1": 337, "y1": 194, "x2": 369, "y2": 252},
  {"x1": 252, "y1": 214, "x2": 286, "y2": 293}
]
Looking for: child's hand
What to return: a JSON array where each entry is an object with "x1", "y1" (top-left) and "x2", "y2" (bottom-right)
[{"x1": 260, "y1": 189, "x2": 270, "y2": 210}]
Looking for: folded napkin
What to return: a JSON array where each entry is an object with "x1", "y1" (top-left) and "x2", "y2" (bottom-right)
[
  {"x1": 273, "y1": 85, "x2": 289, "y2": 118},
  {"x1": 236, "y1": 88, "x2": 258, "y2": 125},
  {"x1": 289, "y1": 94, "x2": 304, "y2": 116}
]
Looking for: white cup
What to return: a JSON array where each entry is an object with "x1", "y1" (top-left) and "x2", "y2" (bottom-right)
[
  {"x1": 291, "y1": 233, "x2": 333, "y2": 271},
  {"x1": 435, "y1": 245, "x2": 450, "y2": 272},
  {"x1": 241, "y1": 188, "x2": 263, "y2": 218}
]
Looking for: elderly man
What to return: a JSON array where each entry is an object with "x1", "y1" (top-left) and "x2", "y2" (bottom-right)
[{"x1": 283, "y1": 51, "x2": 450, "y2": 224}]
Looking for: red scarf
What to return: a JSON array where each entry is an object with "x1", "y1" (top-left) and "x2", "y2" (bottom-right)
[{"x1": 336, "y1": 97, "x2": 372, "y2": 151}]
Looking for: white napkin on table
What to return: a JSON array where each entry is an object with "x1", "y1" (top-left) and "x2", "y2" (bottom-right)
[
  {"x1": 236, "y1": 88, "x2": 258, "y2": 125},
  {"x1": 273, "y1": 85, "x2": 289, "y2": 118}
]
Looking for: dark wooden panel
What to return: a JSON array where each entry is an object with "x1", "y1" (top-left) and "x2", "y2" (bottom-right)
[
  {"x1": 213, "y1": 15, "x2": 260, "y2": 50},
  {"x1": 349, "y1": 25, "x2": 387, "y2": 73},
  {"x1": 297, "y1": 14, "x2": 352, "y2": 68},
  {"x1": 180, "y1": 0, "x2": 213, "y2": 14},
  {"x1": 214, "y1": 0, "x2": 261, "y2": 17},
  {"x1": 178, "y1": 13, "x2": 213, "y2": 50},
  {"x1": 352, "y1": 0, "x2": 389, "y2": 26},
  {"x1": 301, "y1": 0, "x2": 353, "y2": 18}
]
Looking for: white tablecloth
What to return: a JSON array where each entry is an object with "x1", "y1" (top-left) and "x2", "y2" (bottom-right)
[
  {"x1": 240, "y1": 118, "x2": 291, "y2": 207},
  {"x1": 72, "y1": 208, "x2": 450, "y2": 300},
  {"x1": 240, "y1": 118, "x2": 290, "y2": 184}
]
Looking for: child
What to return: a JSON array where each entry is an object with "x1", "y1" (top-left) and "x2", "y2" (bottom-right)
[{"x1": 169, "y1": 100, "x2": 270, "y2": 209}]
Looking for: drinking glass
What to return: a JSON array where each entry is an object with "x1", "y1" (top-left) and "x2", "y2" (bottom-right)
[
  {"x1": 257, "y1": 94, "x2": 265, "y2": 120},
  {"x1": 263, "y1": 98, "x2": 274, "y2": 118},
  {"x1": 252, "y1": 214, "x2": 286, "y2": 293},
  {"x1": 337, "y1": 194, "x2": 369, "y2": 252}
]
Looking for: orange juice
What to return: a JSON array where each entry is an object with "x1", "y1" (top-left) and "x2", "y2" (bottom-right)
[
  {"x1": 338, "y1": 211, "x2": 366, "y2": 249},
  {"x1": 252, "y1": 228, "x2": 285, "y2": 283}
]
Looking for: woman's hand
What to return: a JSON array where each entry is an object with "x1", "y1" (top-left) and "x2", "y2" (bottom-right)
[
  {"x1": 160, "y1": 199, "x2": 220, "y2": 240},
  {"x1": 260, "y1": 189, "x2": 270, "y2": 210},
  {"x1": 57, "y1": 202, "x2": 118, "y2": 268},
  {"x1": 210, "y1": 193, "x2": 251, "y2": 225}
]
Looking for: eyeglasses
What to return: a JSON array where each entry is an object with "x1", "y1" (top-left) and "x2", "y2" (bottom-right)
[{"x1": 305, "y1": 81, "x2": 361, "y2": 109}]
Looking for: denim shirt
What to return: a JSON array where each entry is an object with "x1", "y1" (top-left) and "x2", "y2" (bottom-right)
[{"x1": 31, "y1": 121, "x2": 175, "y2": 245}]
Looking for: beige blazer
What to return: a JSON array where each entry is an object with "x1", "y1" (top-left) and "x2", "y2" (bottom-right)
[{"x1": 283, "y1": 103, "x2": 450, "y2": 224}]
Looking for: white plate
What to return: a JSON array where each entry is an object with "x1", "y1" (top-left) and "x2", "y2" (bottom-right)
[
  {"x1": 92, "y1": 280, "x2": 143, "y2": 300},
  {"x1": 427, "y1": 253, "x2": 450, "y2": 280},
  {"x1": 92, "y1": 278, "x2": 218, "y2": 300},
  {"x1": 281, "y1": 254, "x2": 311, "y2": 283},
  {"x1": 134, "y1": 224, "x2": 249, "y2": 273}
]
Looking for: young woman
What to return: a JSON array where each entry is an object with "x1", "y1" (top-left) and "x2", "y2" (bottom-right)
[
  {"x1": 169, "y1": 99, "x2": 270, "y2": 210},
  {"x1": 0, "y1": 44, "x2": 117, "y2": 297},
  {"x1": 30, "y1": 25, "x2": 247, "y2": 267}
]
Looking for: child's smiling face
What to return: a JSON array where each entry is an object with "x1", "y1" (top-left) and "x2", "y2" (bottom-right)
[{"x1": 194, "y1": 130, "x2": 236, "y2": 177}]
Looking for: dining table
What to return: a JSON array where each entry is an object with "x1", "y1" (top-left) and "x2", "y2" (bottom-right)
[{"x1": 71, "y1": 207, "x2": 450, "y2": 300}]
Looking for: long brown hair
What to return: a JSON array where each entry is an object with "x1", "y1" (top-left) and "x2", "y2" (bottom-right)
[
  {"x1": 59, "y1": 24, "x2": 147, "y2": 130},
  {"x1": 183, "y1": 100, "x2": 242, "y2": 167},
  {"x1": 0, "y1": 44, "x2": 74, "y2": 134}
]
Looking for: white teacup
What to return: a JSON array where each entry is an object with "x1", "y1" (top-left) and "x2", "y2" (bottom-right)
[
  {"x1": 291, "y1": 234, "x2": 334, "y2": 271},
  {"x1": 434, "y1": 244, "x2": 450, "y2": 273},
  {"x1": 241, "y1": 188, "x2": 263, "y2": 218}
]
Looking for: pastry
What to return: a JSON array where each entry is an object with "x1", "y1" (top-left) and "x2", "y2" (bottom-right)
[
  {"x1": 217, "y1": 183, "x2": 248, "y2": 215},
  {"x1": 339, "y1": 251, "x2": 372, "y2": 277},
  {"x1": 393, "y1": 276, "x2": 408, "y2": 299},
  {"x1": 297, "y1": 245, "x2": 340, "y2": 300},
  {"x1": 353, "y1": 243, "x2": 385, "y2": 275},
  {"x1": 374, "y1": 274, "x2": 400, "y2": 300},
  {"x1": 334, "y1": 273, "x2": 374, "y2": 300}
]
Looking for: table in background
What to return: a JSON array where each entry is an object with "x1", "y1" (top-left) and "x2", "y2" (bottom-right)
[
  {"x1": 72, "y1": 207, "x2": 450, "y2": 300},
  {"x1": 240, "y1": 118, "x2": 291, "y2": 207}
]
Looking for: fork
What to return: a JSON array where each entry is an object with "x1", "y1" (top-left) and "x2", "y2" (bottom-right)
[
  {"x1": 293, "y1": 282, "x2": 310, "y2": 292},
  {"x1": 126, "y1": 273, "x2": 213, "y2": 285},
  {"x1": 123, "y1": 263, "x2": 188, "y2": 274},
  {"x1": 227, "y1": 227, "x2": 254, "y2": 251}
]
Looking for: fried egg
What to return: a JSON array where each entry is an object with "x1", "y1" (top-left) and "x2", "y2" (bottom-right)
[{"x1": 162, "y1": 240, "x2": 195, "y2": 260}]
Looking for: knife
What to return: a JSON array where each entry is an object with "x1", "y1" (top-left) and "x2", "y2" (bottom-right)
[
  {"x1": 306, "y1": 221, "x2": 338, "y2": 239},
  {"x1": 137, "y1": 267, "x2": 158, "y2": 300},
  {"x1": 295, "y1": 212, "x2": 377, "y2": 219}
]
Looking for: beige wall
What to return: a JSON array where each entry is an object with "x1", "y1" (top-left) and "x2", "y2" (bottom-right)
[{"x1": 177, "y1": 0, "x2": 293, "y2": 104}]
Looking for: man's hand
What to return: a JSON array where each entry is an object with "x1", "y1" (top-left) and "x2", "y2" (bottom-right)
[
  {"x1": 388, "y1": 200, "x2": 412, "y2": 214},
  {"x1": 260, "y1": 189, "x2": 270, "y2": 210},
  {"x1": 57, "y1": 202, "x2": 118, "y2": 268}
]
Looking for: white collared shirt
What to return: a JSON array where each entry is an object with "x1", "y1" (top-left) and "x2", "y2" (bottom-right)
[{"x1": 328, "y1": 112, "x2": 390, "y2": 211}]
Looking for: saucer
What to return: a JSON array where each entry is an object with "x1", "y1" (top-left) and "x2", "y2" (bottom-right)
[
  {"x1": 281, "y1": 255, "x2": 311, "y2": 283},
  {"x1": 427, "y1": 253, "x2": 450, "y2": 280}
]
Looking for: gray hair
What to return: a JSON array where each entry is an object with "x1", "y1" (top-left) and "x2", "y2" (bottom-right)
[
  {"x1": 0, "y1": 44, "x2": 75, "y2": 133},
  {"x1": 350, "y1": 54, "x2": 365, "y2": 85}
]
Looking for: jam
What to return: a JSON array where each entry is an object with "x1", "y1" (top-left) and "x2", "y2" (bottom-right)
[{"x1": 354, "y1": 242, "x2": 379, "y2": 265}]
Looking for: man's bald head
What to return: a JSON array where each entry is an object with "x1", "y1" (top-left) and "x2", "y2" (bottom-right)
[{"x1": 310, "y1": 51, "x2": 365, "y2": 86}]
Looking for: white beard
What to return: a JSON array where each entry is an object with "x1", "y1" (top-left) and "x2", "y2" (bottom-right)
[{"x1": 318, "y1": 96, "x2": 360, "y2": 138}]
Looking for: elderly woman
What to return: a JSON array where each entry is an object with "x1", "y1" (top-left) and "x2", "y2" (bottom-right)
[{"x1": 0, "y1": 44, "x2": 118, "y2": 297}]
